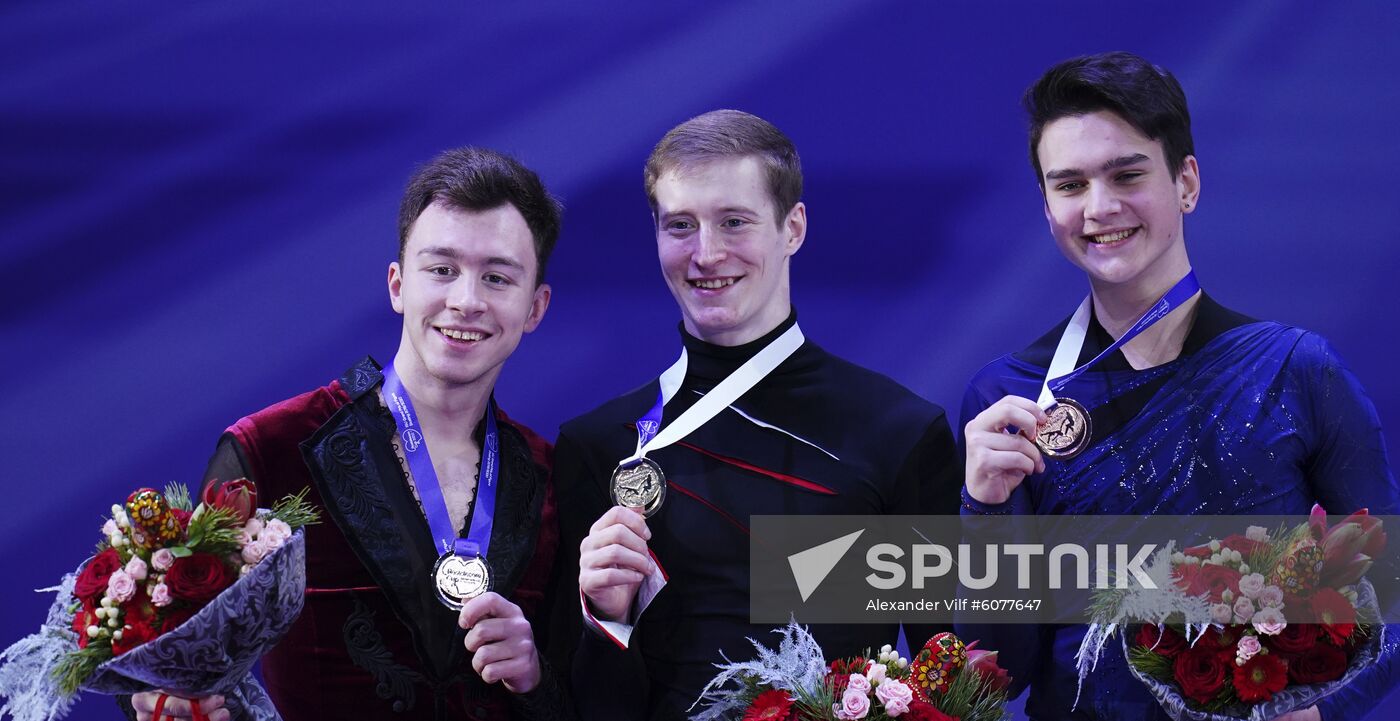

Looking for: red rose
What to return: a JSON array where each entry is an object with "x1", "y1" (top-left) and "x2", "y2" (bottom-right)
[
  {"x1": 1288, "y1": 640, "x2": 1347, "y2": 685},
  {"x1": 1233, "y1": 653, "x2": 1288, "y2": 702},
  {"x1": 1266, "y1": 623, "x2": 1320, "y2": 656},
  {"x1": 111, "y1": 618, "x2": 158, "y2": 656},
  {"x1": 202, "y1": 477, "x2": 257, "y2": 524},
  {"x1": 966, "y1": 646, "x2": 1012, "y2": 693},
  {"x1": 1219, "y1": 534, "x2": 1269, "y2": 558},
  {"x1": 158, "y1": 604, "x2": 199, "y2": 635},
  {"x1": 1307, "y1": 588, "x2": 1356, "y2": 644},
  {"x1": 171, "y1": 507, "x2": 192, "y2": 530},
  {"x1": 73, "y1": 548, "x2": 123, "y2": 602},
  {"x1": 1136, "y1": 624, "x2": 1187, "y2": 657},
  {"x1": 1198, "y1": 625, "x2": 1243, "y2": 661},
  {"x1": 901, "y1": 700, "x2": 960, "y2": 721},
  {"x1": 165, "y1": 552, "x2": 234, "y2": 604},
  {"x1": 825, "y1": 672, "x2": 850, "y2": 695},
  {"x1": 1178, "y1": 564, "x2": 1242, "y2": 603},
  {"x1": 1172, "y1": 644, "x2": 1227, "y2": 705},
  {"x1": 742, "y1": 689, "x2": 793, "y2": 721}
]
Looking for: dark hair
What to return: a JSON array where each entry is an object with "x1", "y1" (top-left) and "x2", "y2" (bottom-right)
[
  {"x1": 644, "y1": 109, "x2": 802, "y2": 227},
  {"x1": 1025, "y1": 51, "x2": 1194, "y2": 185},
  {"x1": 397, "y1": 147, "x2": 562, "y2": 285}
]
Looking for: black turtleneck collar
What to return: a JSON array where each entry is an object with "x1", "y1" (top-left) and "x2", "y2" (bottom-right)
[{"x1": 678, "y1": 310, "x2": 800, "y2": 382}]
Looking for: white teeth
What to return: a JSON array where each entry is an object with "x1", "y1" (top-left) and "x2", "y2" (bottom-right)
[
  {"x1": 690, "y1": 278, "x2": 736, "y2": 289},
  {"x1": 1088, "y1": 228, "x2": 1135, "y2": 244},
  {"x1": 439, "y1": 328, "x2": 485, "y2": 341}
]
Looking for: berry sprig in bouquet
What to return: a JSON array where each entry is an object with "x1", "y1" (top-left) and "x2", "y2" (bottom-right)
[
  {"x1": 0, "y1": 479, "x2": 318, "y2": 721},
  {"x1": 693, "y1": 623, "x2": 1011, "y2": 721},
  {"x1": 1079, "y1": 506, "x2": 1385, "y2": 721}
]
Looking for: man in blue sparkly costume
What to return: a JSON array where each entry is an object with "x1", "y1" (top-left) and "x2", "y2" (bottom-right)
[{"x1": 957, "y1": 51, "x2": 1398, "y2": 719}]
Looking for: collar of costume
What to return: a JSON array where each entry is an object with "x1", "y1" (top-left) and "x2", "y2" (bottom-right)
[
  {"x1": 1037, "y1": 270, "x2": 1201, "y2": 409},
  {"x1": 625, "y1": 314, "x2": 805, "y2": 464},
  {"x1": 382, "y1": 360, "x2": 500, "y2": 559}
]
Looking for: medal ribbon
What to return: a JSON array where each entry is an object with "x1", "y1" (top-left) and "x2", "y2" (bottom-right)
[
  {"x1": 1036, "y1": 270, "x2": 1201, "y2": 409},
  {"x1": 383, "y1": 360, "x2": 500, "y2": 559},
  {"x1": 623, "y1": 323, "x2": 805, "y2": 465}
]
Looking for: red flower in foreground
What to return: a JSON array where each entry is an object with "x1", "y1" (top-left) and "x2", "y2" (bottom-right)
[
  {"x1": 1233, "y1": 653, "x2": 1288, "y2": 702},
  {"x1": 901, "y1": 700, "x2": 960, "y2": 721},
  {"x1": 1175, "y1": 563, "x2": 1243, "y2": 603},
  {"x1": 742, "y1": 689, "x2": 793, "y2": 721},
  {"x1": 1136, "y1": 624, "x2": 1186, "y2": 657},
  {"x1": 158, "y1": 604, "x2": 199, "y2": 635},
  {"x1": 73, "y1": 548, "x2": 123, "y2": 602},
  {"x1": 1266, "y1": 623, "x2": 1320, "y2": 656},
  {"x1": 70, "y1": 599, "x2": 98, "y2": 649},
  {"x1": 1173, "y1": 644, "x2": 1227, "y2": 705},
  {"x1": 165, "y1": 552, "x2": 234, "y2": 604},
  {"x1": 110, "y1": 618, "x2": 158, "y2": 656},
  {"x1": 1197, "y1": 625, "x2": 1243, "y2": 661},
  {"x1": 1288, "y1": 640, "x2": 1348, "y2": 685},
  {"x1": 965, "y1": 645, "x2": 1012, "y2": 693},
  {"x1": 1308, "y1": 588, "x2": 1357, "y2": 644}
]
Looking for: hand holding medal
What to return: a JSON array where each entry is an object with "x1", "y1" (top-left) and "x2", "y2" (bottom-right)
[{"x1": 458, "y1": 592, "x2": 542, "y2": 694}]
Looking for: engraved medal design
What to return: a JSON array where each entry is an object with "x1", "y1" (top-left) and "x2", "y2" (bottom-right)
[
  {"x1": 433, "y1": 553, "x2": 491, "y2": 610},
  {"x1": 610, "y1": 457, "x2": 667, "y2": 517},
  {"x1": 1036, "y1": 397, "x2": 1091, "y2": 459}
]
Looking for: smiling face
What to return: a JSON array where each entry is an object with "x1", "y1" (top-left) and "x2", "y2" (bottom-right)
[
  {"x1": 1037, "y1": 110, "x2": 1200, "y2": 296},
  {"x1": 653, "y1": 155, "x2": 806, "y2": 346},
  {"x1": 388, "y1": 201, "x2": 550, "y2": 393}
]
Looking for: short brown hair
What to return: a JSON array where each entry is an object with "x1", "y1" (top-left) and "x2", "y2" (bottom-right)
[
  {"x1": 398, "y1": 147, "x2": 562, "y2": 285},
  {"x1": 644, "y1": 110, "x2": 802, "y2": 227}
]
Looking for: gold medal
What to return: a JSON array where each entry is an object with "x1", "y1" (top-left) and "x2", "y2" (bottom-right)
[
  {"x1": 432, "y1": 553, "x2": 490, "y2": 609},
  {"x1": 1035, "y1": 397, "x2": 1091, "y2": 460},
  {"x1": 610, "y1": 457, "x2": 666, "y2": 517}
]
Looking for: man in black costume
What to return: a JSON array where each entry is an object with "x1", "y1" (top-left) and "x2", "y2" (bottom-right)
[{"x1": 553, "y1": 110, "x2": 962, "y2": 720}]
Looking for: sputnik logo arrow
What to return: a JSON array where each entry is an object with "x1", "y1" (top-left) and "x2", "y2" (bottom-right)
[{"x1": 787, "y1": 529, "x2": 865, "y2": 602}]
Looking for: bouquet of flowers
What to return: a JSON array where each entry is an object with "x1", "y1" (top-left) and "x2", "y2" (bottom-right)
[
  {"x1": 692, "y1": 622, "x2": 1011, "y2": 721},
  {"x1": 0, "y1": 479, "x2": 318, "y2": 721},
  {"x1": 1079, "y1": 506, "x2": 1385, "y2": 721}
]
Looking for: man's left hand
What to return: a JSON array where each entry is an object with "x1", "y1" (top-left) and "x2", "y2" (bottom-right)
[
  {"x1": 1271, "y1": 706, "x2": 1320, "y2": 721},
  {"x1": 458, "y1": 592, "x2": 541, "y2": 694}
]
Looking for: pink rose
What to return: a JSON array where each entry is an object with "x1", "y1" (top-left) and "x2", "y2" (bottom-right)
[
  {"x1": 241, "y1": 537, "x2": 270, "y2": 566},
  {"x1": 107, "y1": 569, "x2": 136, "y2": 603},
  {"x1": 124, "y1": 556, "x2": 148, "y2": 582},
  {"x1": 1238, "y1": 573, "x2": 1266, "y2": 599},
  {"x1": 261, "y1": 519, "x2": 292, "y2": 548},
  {"x1": 847, "y1": 672, "x2": 871, "y2": 695},
  {"x1": 150, "y1": 583, "x2": 173, "y2": 607},
  {"x1": 1235, "y1": 634, "x2": 1262, "y2": 665},
  {"x1": 875, "y1": 678, "x2": 914, "y2": 717},
  {"x1": 151, "y1": 548, "x2": 175, "y2": 572},
  {"x1": 243, "y1": 517, "x2": 265, "y2": 539},
  {"x1": 834, "y1": 687, "x2": 870, "y2": 720},
  {"x1": 1233, "y1": 596, "x2": 1255, "y2": 622},
  {"x1": 1253, "y1": 607, "x2": 1287, "y2": 635},
  {"x1": 1258, "y1": 585, "x2": 1285, "y2": 609},
  {"x1": 1210, "y1": 603, "x2": 1233, "y2": 624}
]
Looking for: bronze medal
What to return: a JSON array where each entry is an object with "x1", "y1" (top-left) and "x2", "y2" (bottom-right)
[
  {"x1": 432, "y1": 553, "x2": 491, "y2": 610},
  {"x1": 610, "y1": 457, "x2": 667, "y2": 517},
  {"x1": 1035, "y1": 397, "x2": 1091, "y2": 460}
]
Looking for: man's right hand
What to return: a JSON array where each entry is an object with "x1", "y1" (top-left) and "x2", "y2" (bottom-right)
[
  {"x1": 964, "y1": 395, "x2": 1048, "y2": 505},
  {"x1": 131, "y1": 692, "x2": 228, "y2": 721},
  {"x1": 578, "y1": 505, "x2": 656, "y2": 622}
]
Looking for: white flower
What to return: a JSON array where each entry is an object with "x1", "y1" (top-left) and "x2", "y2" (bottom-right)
[
  {"x1": 1171, "y1": 551, "x2": 1186, "y2": 564},
  {"x1": 896, "y1": 657, "x2": 908, "y2": 669},
  {"x1": 111, "y1": 505, "x2": 130, "y2": 528},
  {"x1": 866, "y1": 663, "x2": 888, "y2": 685},
  {"x1": 1209, "y1": 540, "x2": 1221, "y2": 552},
  {"x1": 107, "y1": 569, "x2": 136, "y2": 603},
  {"x1": 1246, "y1": 525, "x2": 1269, "y2": 542},
  {"x1": 103, "y1": 519, "x2": 120, "y2": 541},
  {"x1": 1239, "y1": 563, "x2": 1251, "y2": 574},
  {"x1": 86, "y1": 625, "x2": 100, "y2": 638},
  {"x1": 261, "y1": 519, "x2": 292, "y2": 548},
  {"x1": 151, "y1": 548, "x2": 175, "y2": 572}
]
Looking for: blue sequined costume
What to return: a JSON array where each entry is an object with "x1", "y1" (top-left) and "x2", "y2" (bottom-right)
[{"x1": 958, "y1": 295, "x2": 1398, "y2": 719}]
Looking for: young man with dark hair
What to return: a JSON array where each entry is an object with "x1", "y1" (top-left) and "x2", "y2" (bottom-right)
[
  {"x1": 131, "y1": 147, "x2": 571, "y2": 721},
  {"x1": 959, "y1": 52, "x2": 1398, "y2": 719},
  {"x1": 552, "y1": 109, "x2": 962, "y2": 720}
]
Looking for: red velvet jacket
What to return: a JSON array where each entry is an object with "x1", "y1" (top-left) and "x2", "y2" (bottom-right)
[{"x1": 202, "y1": 358, "x2": 565, "y2": 720}]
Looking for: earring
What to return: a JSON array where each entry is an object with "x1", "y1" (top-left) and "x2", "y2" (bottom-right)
[{"x1": 1183, "y1": 202, "x2": 1192, "y2": 210}]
